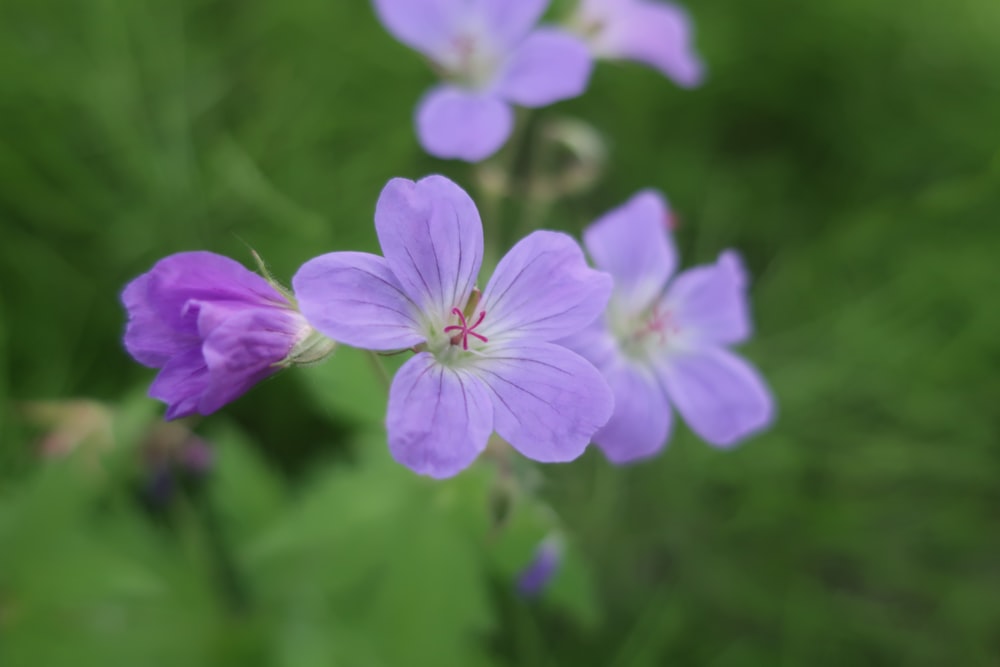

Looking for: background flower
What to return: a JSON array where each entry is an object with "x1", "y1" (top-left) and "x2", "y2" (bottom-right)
[
  {"x1": 570, "y1": 0, "x2": 704, "y2": 87},
  {"x1": 563, "y1": 190, "x2": 774, "y2": 462},
  {"x1": 373, "y1": 0, "x2": 593, "y2": 161}
]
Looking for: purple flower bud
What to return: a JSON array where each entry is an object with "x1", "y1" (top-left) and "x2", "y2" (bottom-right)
[
  {"x1": 121, "y1": 251, "x2": 330, "y2": 420},
  {"x1": 139, "y1": 424, "x2": 215, "y2": 509},
  {"x1": 517, "y1": 539, "x2": 562, "y2": 598},
  {"x1": 179, "y1": 436, "x2": 215, "y2": 475},
  {"x1": 144, "y1": 465, "x2": 176, "y2": 507}
]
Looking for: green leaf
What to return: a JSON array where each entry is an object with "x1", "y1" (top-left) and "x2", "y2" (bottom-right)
[{"x1": 295, "y1": 347, "x2": 394, "y2": 427}]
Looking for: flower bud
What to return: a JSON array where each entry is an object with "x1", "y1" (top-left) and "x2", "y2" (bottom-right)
[
  {"x1": 516, "y1": 537, "x2": 563, "y2": 598},
  {"x1": 121, "y1": 251, "x2": 334, "y2": 419}
]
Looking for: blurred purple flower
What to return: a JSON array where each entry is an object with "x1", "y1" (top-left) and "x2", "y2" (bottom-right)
[
  {"x1": 179, "y1": 435, "x2": 215, "y2": 474},
  {"x1": 293, "y1": 175, "x2": 613, "y2": 478},
  {"x1": 570, "y1": 0, "x2": 704, "y2": 87},
  {"x1": 122, "y1": 252, "x2": 317, "y2": 420},
  {"x1": 139, "y1": 426, "x2": 215, "y2": 509},
  {"x1": 372, "y1": 0, "x2": 593, "y2": 162},
  {"x1": 517, "y1": 539, "x2": 562, "y2": 598},
  {"x1": 560, "y1": 191, "x2": 774, "y2": 463}
]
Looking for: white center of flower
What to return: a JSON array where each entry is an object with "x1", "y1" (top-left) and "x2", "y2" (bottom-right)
[
  {"x1": 568, "y1": 6, "x2": 618, "y2": 56},
  {"x1": 423, "y1": 290, "x2": 490, "y2": 367},
  {"x1": 612, "y1": 301, "x2": 683, "y2": 362},
  {"x1": 437, "y1": 29, "x2": 502, "y2": 90}
]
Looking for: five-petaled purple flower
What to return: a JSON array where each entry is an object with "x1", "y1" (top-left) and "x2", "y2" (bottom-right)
[
  {"x1": 122, "y1": 252, "x2": 324, "y2": 420},
  {"x1": 293, "y1": 175, "x2": 614, "y2": 478},
  {"x1": 561, "y1": 190, "x2": 774, "y2": 463},
  {"x1": 373, "y1": 0, "x2": 593, "y2": 162},
  {"x1": 569, "y1": 0, "x2": 704, "y2": 87}
]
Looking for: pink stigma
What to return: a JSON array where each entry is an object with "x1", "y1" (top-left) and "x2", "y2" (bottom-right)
[
  {"x1": 444, "y1": 308, "x2": 488, "y2": 350},
  {"x1": 635, "y1": 304, "x2": 679, "y2": 344}
]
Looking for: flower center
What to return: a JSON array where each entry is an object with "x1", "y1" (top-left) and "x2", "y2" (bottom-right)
[
  {"x1": 633, "y1": 304, "x2": 679, "y2": 344},
  {"x1": 616, "y1": 303, "x2": 680, "y2": 361},
  {"x1": 440, "y1": 32, "x2": 500, "y2": 89},
  {"x1": 578, "y1": 18, "x2": 607, "y2": 40},
  {"x1": 443, "y1": 307, "x2": 489, "y2": 350}
]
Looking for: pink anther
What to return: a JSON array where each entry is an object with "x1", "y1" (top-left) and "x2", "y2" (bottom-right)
[{"x1": 444, "y1": 307, "x2": 488, "y2": 350}]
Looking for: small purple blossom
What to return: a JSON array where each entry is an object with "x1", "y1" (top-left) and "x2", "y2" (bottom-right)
[
  {"x1": 516, "y1": 538, "x2": 562, "y2": 598},
  {"x1": 561, "y1": 191, "x2": 774, "y2": 463},
  {"x1": 570, "y1": 0, "x2": 704, "y2": 87},
  {"x1": 122, "y1": 251, "x2": 320, "y2": 420},
  {"x1": 372, "y1": 0, "x2": 593, "y2": 162},
  {"x1": 293, "y1": 175, "x2": 613, "y2": 478}
]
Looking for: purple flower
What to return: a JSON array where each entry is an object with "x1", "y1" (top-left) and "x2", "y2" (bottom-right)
[
  {"x1": 373, "y1": 0, "x2": 593, "y2": 162},
  {"x1": 293, "y1": 175, "x2": 613, "y2": 478},
  {"x1": 561, "y1": 191, "x2": 774, "y2": 463},
  {"x1": 516, "y1": 538, "x2": 562, "y2": 598},
  {"x1": 122, "y1": 252, "x2": 324, "y2": 420},
  {"x1": 570, "y1": 0, "x2": 704, "y2": 87}
]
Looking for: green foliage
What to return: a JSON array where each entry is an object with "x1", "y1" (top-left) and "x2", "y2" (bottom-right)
[{"x1": 2, "y1": 0, "x2": 1000, "y2": 665}]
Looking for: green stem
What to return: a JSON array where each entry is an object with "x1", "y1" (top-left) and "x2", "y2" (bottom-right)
[
  {"x1": 184, "y1": 480, "x2": 251, "y2": 614},
  {"x1": 497, "y1": 110, "x2": 542, "y2": 254},
  {"x1": 366, "y1": 350, "x2": 392, "y2": 391}
]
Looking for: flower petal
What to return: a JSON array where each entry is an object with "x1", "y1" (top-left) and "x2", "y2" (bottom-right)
[
  {"x1": 374, "y1": 175, "x2": 484, "y2": 326},
  {"x1": 122, "y1": 271, "x2": 193, "y2": 367},
  {"x1": 122, "y1": 251, "x2": 282, "y2": 366},
  {"x1": 371, "y1": 0, "x2": 464, "y2": 59},
  {"x1": 292, "y1": 251, "x2": 425, "y2": 351},
  {"x1": 662, "y1": 250, "x2": 751, "y2": 346},
  {"x1": 556, "y1": 316, "x2": 619, "y2": 369},
  {"x1": 415, "y1": 86, "x2": 514, "y2": 161},
  {"x1": 494, "y1": 28, "x2": 593, "y2": 107},
  {"x1": 148, "y1": 348, "x2": 209, "y2": 420},
  {"x1": 386, "y1": 352, "x2": 494, "y2": 478},
  {"x1": 583, "y1": 189, "x2": 677, "y2": 314},
  {"x1": 479, "y1": 0, "x2": 549, "y2": 46},
  {"x1": 719, "y1": 248, "x2": 749, "y2": 289},
  {"x1": 593, "y1": 1, "x2": 705, "y2": 87},
  {"x1": 659, "y1": 346, "x2": 774, "y2": 447},
  {"x1": 197, "y1": 303, "x2": 303, "y2": 414},
  {"x1": 473, "y1": 341, "x2": 613, "y2": 462},
  {"x1": 593, "y1": 362, "x2": 673, "y2": 463},
  {"x1": 480, "y1": 231, "x2": 612, "y2": 342}
]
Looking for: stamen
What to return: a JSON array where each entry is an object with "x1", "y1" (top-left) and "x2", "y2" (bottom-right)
[
  {"x1": 463, "y1": 288, "x2": 482, "y2": 319},
  {"x1": 634, "y1": 305, "x2": 679, "y2": 344},
  {"x1": 444, "y1": 307, "x2": 489, "y2": 350}
]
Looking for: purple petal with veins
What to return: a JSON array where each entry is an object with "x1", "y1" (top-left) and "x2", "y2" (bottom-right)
[{"x1": 294, "y1": 175, "x2": 614, "y2": 477}]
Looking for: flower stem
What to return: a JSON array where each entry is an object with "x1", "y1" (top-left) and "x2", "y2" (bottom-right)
[
  {"x1": 366, "y1": 350, "x2": 391, "y2": 391},
  {"x1": 497, "y1": 110, "x2": 542, "y2": 254},
  {"x1": 184, "y1": 478, "x2": 251, "y2": 614}
]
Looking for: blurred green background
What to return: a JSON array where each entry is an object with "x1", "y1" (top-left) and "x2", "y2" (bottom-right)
[{"x1": 2, "y1": 0, "x2": 999, "y2": 665}]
